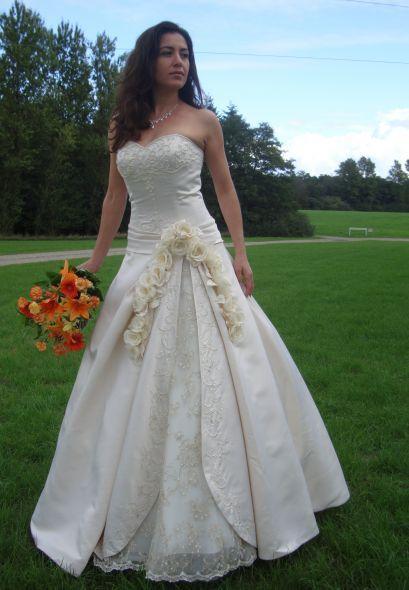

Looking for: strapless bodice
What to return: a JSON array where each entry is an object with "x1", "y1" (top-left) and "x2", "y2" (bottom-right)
[{"x1": 116, "y1": 133, "x2": 223, "y2": 253}]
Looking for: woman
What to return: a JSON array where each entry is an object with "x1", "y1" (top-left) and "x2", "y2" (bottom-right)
[{"x1": 30, "y1": 20, "x2": 350, "y2": 583}]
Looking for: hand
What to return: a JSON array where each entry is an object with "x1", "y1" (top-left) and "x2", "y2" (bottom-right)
[
  {"x1": 232, "y1": 253, "x2": 254, "y2": 297},
  {"x1": 76, "y1": 259, "x2": 101, "y2": 273}
]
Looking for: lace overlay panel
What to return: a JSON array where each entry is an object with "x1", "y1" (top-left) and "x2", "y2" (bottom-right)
[
  {"x1": 191, "y1": 262, "x2": 257, "y2": 546},
  {"x1": 93, "y1": 258, "x2": 257, "y2": 582}
]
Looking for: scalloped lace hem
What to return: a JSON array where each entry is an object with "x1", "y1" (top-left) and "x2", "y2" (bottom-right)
[{"x1": 92, "y1": 547, "x2": 258, "y2": 582}]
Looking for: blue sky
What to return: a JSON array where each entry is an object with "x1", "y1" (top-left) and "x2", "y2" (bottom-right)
[{"x1": 3, "y1": 0, "x2": 408, "y2": 177}]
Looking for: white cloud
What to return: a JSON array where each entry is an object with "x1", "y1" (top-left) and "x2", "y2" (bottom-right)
[{"x1": 283, "y1": 108, "x2": 409, "y2": 177}]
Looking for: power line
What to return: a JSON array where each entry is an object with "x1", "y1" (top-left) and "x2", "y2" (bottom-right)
[
  {"x1": 197, "y1": 50, "x2": 408, "y2": 65},
  {"x1": 115, "y1": 48, "x2": 409, "y2": 65},
  {"x1": 336, "y1": 0, "x2": 409, "y2": 8}
]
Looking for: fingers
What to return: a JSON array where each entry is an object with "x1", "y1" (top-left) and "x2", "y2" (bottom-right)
[
  {"x1": 233, "y1": 260, "x2": 254, "y2": 297},
  {"x1": 245, "y1": 271, "x2": 254, "y2": 297},
  {"x1": 245, "y1": 279, "x2": 253, "y2": 297},
  {"x1": 238, "y1": 272, "x2": 254, "y2": 297}
]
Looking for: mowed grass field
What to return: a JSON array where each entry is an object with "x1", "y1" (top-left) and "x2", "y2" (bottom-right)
[
  {"x1": 1, "y1": 213, "x2": 408, "y2": 589},
  {"x1": 301, "y1": 209, "x2": 409, "y2": 238},
  {"x1": 1, "y1": 210, "x2": 408, "y2": 257}
]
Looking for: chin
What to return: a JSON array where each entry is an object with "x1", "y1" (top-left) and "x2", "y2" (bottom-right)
[{"x1": 157, "y1": 79, "x2": 185, "y2": 91}]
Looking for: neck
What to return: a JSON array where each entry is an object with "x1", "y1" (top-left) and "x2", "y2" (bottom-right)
[{"x1": 152, "y1": 88, "x2": 180, "y2": 117}]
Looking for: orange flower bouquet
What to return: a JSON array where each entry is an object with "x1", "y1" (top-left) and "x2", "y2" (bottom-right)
[{"x1": 16, "y1": 259, "x2": 104, "y2": 356}]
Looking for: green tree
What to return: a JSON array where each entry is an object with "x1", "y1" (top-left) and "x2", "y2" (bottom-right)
[
  {"x1": 204, "y1": 103, "x2": 313, "y2": 236},
  {"x1": 357, "y1": 156, "x2": 376, "y2": 178},
  {"x1": 86, "y1": 31, "x2": 123, "y2": 233},
  {"x1": 385, "y1": 161, "x2": 409, "y2": 211},
  {"x1": 387, "y1": 160, "x2": 408, "y2": 184},
  {"x1": 0, "y1": 0, "x2": 51, "y2": 233},
  {"x1": 335, "y1": 158, "x2": 364, "y2": 209}
]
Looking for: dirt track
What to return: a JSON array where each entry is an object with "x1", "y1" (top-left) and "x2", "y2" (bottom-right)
[{"x1": 1, "y1": 235, "x2": 408, "y2": 267}]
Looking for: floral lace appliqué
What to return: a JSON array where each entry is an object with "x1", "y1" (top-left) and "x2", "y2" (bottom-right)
[{"x1": 93, "y1": 256, "x2": 257, "y2": 582}]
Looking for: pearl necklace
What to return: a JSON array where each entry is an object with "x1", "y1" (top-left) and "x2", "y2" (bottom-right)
[{"x1": 148, "y1": 102, "x2": 179, "y2": 129}]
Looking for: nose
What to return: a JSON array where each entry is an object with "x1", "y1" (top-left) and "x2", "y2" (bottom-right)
[{"x1": 173, "y1": 53, "x2": 183, "y2": 67}]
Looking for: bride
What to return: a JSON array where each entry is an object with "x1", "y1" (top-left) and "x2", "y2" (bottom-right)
[{"x1": 29, "y1": 20, "x2": 350, "y2": 583}]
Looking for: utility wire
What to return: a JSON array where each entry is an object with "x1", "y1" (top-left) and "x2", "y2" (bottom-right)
[
  {"x1": 336, "y1": 0, "x2": 409, "y2": 8},
  {"x1": 196, "y1": 50, "x2": 408, "y2": 65},
  {"x1": 114, "y1": 48, "x2": 409, "y2": 65}
]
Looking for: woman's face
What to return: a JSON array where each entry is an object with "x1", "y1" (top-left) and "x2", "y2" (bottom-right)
[{"x1": 153, "y1": 32, "x2": 190, "y2": 91}]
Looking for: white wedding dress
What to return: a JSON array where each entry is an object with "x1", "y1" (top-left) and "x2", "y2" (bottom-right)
[{"x1": 30, "y1": 133, "x2": 350, "y2": 582}]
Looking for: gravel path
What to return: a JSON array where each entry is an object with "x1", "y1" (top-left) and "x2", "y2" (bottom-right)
[{"x1": 1, "y1": 235, "x2": 408, "y2": 267}]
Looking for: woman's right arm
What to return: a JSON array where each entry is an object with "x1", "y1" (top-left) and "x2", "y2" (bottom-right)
[{"x1": 77, "y1": 120, "x2": 128, "y2": 272}]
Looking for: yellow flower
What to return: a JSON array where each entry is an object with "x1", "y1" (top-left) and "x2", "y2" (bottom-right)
[
  {"x1": 75, "y1": 277, "x2": 89, "y2": 291},
  {"x1": 28, "y1": 301, "x2": 41, "y2": 315}
]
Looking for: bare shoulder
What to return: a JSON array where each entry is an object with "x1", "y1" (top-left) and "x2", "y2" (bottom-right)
[
  {"x1": 194, "y1": 109, "x2": 222, "y2": 153},
  {"x1": 183, "y1": 104, "x2": 220, "y2": 129},
  {"x1": 198, "y1": 108, "x2": 221, "y2": 132}
]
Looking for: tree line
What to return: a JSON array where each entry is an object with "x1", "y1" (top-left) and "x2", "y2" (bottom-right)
[
  {"x1": 294, "y1": 158, "x2": 409, "y2": 212},
  {"x1": 1, "y1": 1, "x2": 407, "y2": 239}
]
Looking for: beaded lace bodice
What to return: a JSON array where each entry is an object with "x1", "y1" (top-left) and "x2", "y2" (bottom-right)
[{"x1": 116, "y1": 133, "x2": 213, "y2": 234}]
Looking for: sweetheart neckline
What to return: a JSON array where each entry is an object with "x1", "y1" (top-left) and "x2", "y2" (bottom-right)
[{"x1": 124, "y1": 133, "x2": 204, "y2": 154}]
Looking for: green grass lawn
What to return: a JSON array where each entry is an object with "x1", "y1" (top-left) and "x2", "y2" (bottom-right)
[
  {"x1": 1, "y1": 210, "x2": 408, "y2": 257},
  {"x1": 1, "y1": 240, "x2": 407, "y2": 588},
  {"x1": 0, "y1": 234, "x2": 321, "y2": 256},
  {"x1": 302, "y1": 209, "x2": 409, "y2": 238}
]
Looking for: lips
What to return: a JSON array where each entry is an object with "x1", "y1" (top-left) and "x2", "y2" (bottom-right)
[{"x1": 170, "y1": 72, "x2": 183, "y2": 76}]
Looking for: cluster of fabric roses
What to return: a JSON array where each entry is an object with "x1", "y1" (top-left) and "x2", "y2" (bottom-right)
[
  {"x1": 16, "y1": 259, "x2": 101, "y2": 356},
  {"x1": 124, "y1": 219, "x2": 245, "y2": 362}
]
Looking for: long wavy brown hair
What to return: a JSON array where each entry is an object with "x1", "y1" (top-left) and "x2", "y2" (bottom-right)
[{"x1": 109, "y1": 21, "x2": 205, "y2": 153}]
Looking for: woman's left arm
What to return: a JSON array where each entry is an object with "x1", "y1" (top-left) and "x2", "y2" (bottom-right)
[{"x1": 203, "y1": 110, "x2": 254, "y2": 297}]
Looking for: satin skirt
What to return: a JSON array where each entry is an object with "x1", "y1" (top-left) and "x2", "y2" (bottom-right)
[{"x1": 30, "y1": 217, "x2": 350, "y2": 581}]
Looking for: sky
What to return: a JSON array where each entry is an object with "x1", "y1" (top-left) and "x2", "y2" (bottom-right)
[{"x1": 2, "y1": 0, "x2": 408, "y2": 177}]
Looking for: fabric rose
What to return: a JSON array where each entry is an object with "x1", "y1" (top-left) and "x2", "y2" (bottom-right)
[
  {"x1": 187, "y1": 238, "x2": 208, "y2": 267},
  {"x1": 153, "y1": 246, "x2": 173, "y2": 270},
  {"x1": 124, "y1": 219, "x2": 245, "y2": 361}
]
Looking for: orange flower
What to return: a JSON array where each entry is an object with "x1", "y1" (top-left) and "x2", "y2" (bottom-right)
[
  {"x1": 59, "y1": 259, "x2": 79, "y2": 298},
  {"x1": 17, "y1": 296, "x2": 28, "y2": 308},
  {"x1": 17, "y1": 297, "x2": 34, "y2": 318},
  {"x1": 53, "y1": 342, "x2": 68, "y2": 356},
  {"x1": 17, "y1": 258, "x2": 102, "y2": 358},
  {"x1": 48, "y1": 316, "x2": 65, "y2": 340},
  {"x1": 62, "y1": 297, "x2": 90, "y2": 322},
  {"x1": 45, "y1": 287, "x2": 59, "y2": 298},
  {"x1": 88, "y1": 295, "x2": 100, "y2": 309},
  {"x1": 40, "y1": 297, "x2": 64, "y2": 321},
  {"x1": 59, "y1": 259, "x2": 70, "y2": 279},
  {"x1": 30, "y1": 285, "x2": 43, "y2": 300},
  {"x1": 33, "y1": 312, "x2": 46, "y2": 324},
  {"x1": 64, "y1": 330, "x2": 85, "y2": 351},
  {"x1": 60, "y1": 275, "x2": 78, "y2": 299}
]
